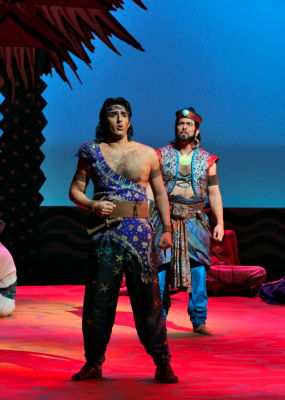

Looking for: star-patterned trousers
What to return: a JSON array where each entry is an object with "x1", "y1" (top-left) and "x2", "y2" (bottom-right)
[{"x1": 82, "y1": 237, "x2": 170, "y2": 366}]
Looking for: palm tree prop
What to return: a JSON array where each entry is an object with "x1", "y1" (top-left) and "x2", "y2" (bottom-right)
[{"x1": 0, "y1": 0, "x2": 146, "y2": 283}]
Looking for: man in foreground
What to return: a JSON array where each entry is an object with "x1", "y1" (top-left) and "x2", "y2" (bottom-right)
[
  {"x1": 69, "y1": 97, "x2": 178, "y2": 383},
  {"x1": 150, "y1": 107, "x2": 224, "y2": 335}
]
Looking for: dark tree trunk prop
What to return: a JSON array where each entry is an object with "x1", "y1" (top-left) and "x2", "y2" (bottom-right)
[{"x1": 0, "y1": 72, "x2": 47, "y2": 283}]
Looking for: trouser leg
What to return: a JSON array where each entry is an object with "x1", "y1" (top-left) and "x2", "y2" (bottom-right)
[
  {"x1": 158, "y1": 263, "x2": 171, "y2": 319},
  {"x1": 82, "y1": 241, "x2": 123, "y2": 365},
  {"x1": 187, "y1": 265, "x2": 208, "y2": 327},
  {"x1": 125, "y1": 257, "x2": 170, "y2": 365}
]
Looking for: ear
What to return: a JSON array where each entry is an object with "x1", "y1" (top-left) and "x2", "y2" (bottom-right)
[{"x1": 195, "y1": 128, "x2": 200, "y2": 137}]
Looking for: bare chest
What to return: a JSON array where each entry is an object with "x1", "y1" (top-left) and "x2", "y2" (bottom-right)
[{"x1": 101, "y1": 148, "x2": 150, "y2": 183}]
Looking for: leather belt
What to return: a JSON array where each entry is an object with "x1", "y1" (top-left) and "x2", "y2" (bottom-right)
[
  {"x1": 170, "y1": 201, "x2": 205, "y2": 220},
  {"x1": 110, "y1": 200, "x2": 149, "y2": 218},
  {"x1": 86, "y1": 200, "x2": 149, "y2": 236}
]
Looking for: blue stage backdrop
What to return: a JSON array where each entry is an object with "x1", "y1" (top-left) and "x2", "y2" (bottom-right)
[{"x1": 11, "y1": 0, "x2": 285, "y2": 207}]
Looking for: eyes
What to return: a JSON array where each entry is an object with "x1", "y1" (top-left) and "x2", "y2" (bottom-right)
[{"x1": 178, "y1": 121, "x2": 195, "y2": 128}]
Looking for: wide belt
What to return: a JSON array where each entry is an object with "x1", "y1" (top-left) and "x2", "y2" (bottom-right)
[
  {"x1": 110, "y1": 200, "x2": 149, "y2": 218},
  {"x1": 169, "y1": 201, "x2": 204, "y2": 220},
  {"x1": 86, "y1": 200, "x2": 149, "y2": 236}
]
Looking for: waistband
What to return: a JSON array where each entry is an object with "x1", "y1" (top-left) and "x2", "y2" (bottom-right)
[
  {"x1": 170, "y1": 201, "x2": 204, "y2": 219},
  {"x1": 110, "y1": 200, "x2": 149, "y2": 218},
  {"x1": 86, "y1": 200, "x2": 150, "y2": 236}
]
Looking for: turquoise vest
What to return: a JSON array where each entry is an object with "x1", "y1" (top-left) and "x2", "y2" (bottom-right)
[{"x1": 159, "y1": 145, "x2": 211, "y2": 201}]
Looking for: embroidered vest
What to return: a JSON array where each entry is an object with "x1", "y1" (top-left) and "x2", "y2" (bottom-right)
[{"x1": 159, "y1": 145, "x2": 211, "y2": 201}]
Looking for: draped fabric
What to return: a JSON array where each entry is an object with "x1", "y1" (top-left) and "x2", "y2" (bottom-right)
[
  {"x1": 171, "y1": 218, "x2": 191, "y2": 290},
  {"x1": 0, "y1": 242, "x2": 17, "y2": 289},
  {"x1": 77, "y1": 141, "x2": 155, "y2": 283},
  {"x1": 0, "y1": 242, "x2": 17, "y2": 316},
  {"x1": 152, "y1": 195, "x2": 211, "y2": 292},
  {"x1": 259, "y1": 277, "x2": 285, "y2": 305}
]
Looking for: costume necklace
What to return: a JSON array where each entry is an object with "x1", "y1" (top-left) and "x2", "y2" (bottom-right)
[
  {"x1": 177, "y1": 149, "x2": 192, "y2": 188},
  {"x1": 179, "y1": 149, "x2": 192, "y2": 165}
]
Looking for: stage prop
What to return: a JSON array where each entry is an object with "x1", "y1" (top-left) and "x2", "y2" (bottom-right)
[
  {"x1": 0, "y1": 0, "x2": 146, "y2": 283},
  {"x1": 0, "y1": 241, "x2": 17, "y2": 316},
  {"x1": 207, "y1": 264, "x2": 266, "y2": 297},
  {"x1": 259, "y1": 276, "x2": 285, "y2": 305},
  {"x1": 0, "y1": 217, "x2": 17, "y2": 316},
  {"x1": 208, "y1": 230, "x2": 266, "y2": 296}
]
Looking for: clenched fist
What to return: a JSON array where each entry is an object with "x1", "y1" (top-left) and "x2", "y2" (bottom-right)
[
  {"x1": 88, "y1": 200, "x2": 116, "y2": 217},
  {"x1": 158, "y1": 232, "x2": 173, "y2": 250}
]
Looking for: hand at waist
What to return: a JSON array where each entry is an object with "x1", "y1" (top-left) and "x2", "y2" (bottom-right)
[{"x1": 88, "y1": 200, "x2": 116, "y2": 217}]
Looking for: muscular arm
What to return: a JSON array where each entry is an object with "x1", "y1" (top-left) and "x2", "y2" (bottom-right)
[
  {"x1": 69, "y1": 158, "x2": 92, "y2": 209},
  {"x1": 69, "y1": 158, "x2": 116, "y2": 217},
  {"x1": 208, "y1": 163, "x2": 224, "y2": 241}
]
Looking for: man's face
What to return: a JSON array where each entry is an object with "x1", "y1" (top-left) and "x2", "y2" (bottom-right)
[
  {"x1": 106, "y1": 105, "x2": 130, "y2": 138},
  {"x1": 176, "y1": 118, "x2": 199, "y2": 142}
]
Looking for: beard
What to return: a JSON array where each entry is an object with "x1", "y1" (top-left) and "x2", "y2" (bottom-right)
[{"x1": 175, "y1": 132, "x2": 195, "y2": 143}]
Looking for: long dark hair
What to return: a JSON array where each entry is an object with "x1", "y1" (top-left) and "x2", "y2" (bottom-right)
[{"x1": 95, "y1": 97, "x2": 134, "y2": 142}]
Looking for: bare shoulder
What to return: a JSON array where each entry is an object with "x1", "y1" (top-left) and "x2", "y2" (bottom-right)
[
  {"x1": 209, "y1": 162, "x2": 217, "y2": 175},
  {"x1": 131, "y1": 141, "x2": 156, "y2": 158}
]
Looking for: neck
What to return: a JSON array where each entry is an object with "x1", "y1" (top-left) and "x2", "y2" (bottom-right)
[
  {"x1": 105, "y1": 135, "x2": 130, "y2": 148},
  {"x1": 176, "y1": 141, "x2": 194, "y2": 154}
]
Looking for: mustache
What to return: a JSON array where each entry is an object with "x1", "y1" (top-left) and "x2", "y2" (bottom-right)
[{"x1": 176, "y1": 132, "x2": 195, "y2": 143}]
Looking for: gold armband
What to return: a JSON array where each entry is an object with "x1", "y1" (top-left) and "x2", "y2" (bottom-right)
[
  {"x1": 162, "y1": 225, "x2": 172, "y2": 233},
  {"x1": 207, "y1": 175, "x2": 218, "y2": 186}
]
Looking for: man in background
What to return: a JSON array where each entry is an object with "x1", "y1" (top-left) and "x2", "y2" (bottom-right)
[{"x1": 150, "y1": 107, "x2": 224, "y2": 335}]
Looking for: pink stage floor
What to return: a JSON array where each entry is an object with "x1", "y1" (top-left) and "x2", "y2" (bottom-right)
[{"x1": 1, "y1": 285, "x2": 285, "y2": 400}]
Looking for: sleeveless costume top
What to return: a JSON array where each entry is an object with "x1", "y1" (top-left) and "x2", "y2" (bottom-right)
[
  {"x1": 159, "y1": 144, "x2": 218, "y2": 201},
  {"x1": 77, "y1": 141, "x2": 155, "y2": 283},
  {"x1": 152, "y1": 144, "x2": 219, "y2": 291}
]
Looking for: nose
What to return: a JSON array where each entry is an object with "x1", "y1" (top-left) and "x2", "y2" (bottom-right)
[{"x1": 117, "y1": 112, "x2": 123, "y2": 122}]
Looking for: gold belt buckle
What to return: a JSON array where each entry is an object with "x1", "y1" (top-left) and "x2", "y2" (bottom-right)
[{"x1": 133, "y1": 201, "x2": 140, "y2": 217}]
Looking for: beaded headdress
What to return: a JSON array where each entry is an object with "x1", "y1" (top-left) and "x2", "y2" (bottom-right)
[
  {"x1": 175, "y1": 108, "x2": 202, "y2": 125},
  {"x1": 106, "y1": 105, "x2": 127, "y2": 112}
]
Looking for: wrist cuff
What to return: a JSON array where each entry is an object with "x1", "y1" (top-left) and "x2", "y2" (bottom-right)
[
  {"x1": 162, "y1": 225, "x2": 172, "y2": 233},
  {"x1": 87, "y1": 200, "x2": 96, "y2": 211}
]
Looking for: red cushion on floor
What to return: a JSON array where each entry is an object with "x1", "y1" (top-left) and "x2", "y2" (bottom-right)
[{"x1": 207, "y1": 265, "x2": 267, "y2": 296}]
